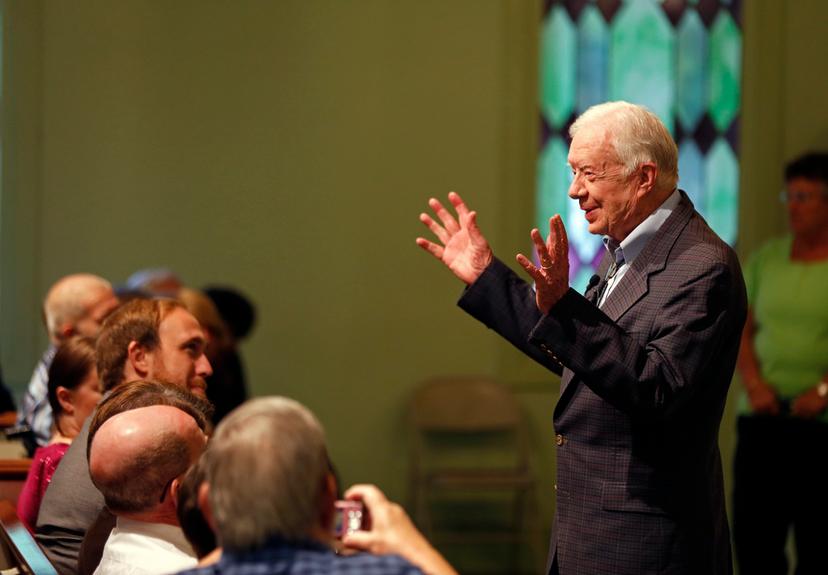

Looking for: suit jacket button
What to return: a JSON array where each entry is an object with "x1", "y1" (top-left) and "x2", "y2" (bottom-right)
[{"x1": 555, "y1": 434, "x2": 565, "y2": 446}]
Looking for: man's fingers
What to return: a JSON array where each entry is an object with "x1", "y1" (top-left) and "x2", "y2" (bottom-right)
[
  {"x1": 462, "y1": 211, "x2": 484, "y2": 244},
  {"x1": 516, "y1": 253, "x2": 542, "y2": 282},
  {"x1": 342, "y1": 530, "x2": 374, "y2": 552},
  {"x1": 530, "y1": 228, "x2": 552, "y2": 267},
  {"x1": 448, "y1": 191, "x2": 470, "y2": 218},
  {"x1": 419, "y1": 213, "x2": 450, "y2": 245},
  {"x1": 416, "y1": 238, "x2": 444, "y2": 260},
  {"x1": 428, "y1": 197, "x2": 461, "y2": 235},
  {"x1": 549, "y1": 214, "x2": 569, "y2": 261},
  {"x1": 344, "y1": 483, "x2": 385, "y2": 502}
]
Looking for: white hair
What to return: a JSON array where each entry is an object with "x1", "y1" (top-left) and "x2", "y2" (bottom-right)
[
  {"x1": 205, "y1": 396, "x2": 330, "y2": 551},
  {"x1": 44, "y1": 274, "x2": 113, "y2": 341},
  {"x1": 570, "y1": 101, "x2": 679, "y2": 192}
]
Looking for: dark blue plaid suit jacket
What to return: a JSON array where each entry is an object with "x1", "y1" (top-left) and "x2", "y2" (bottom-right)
[{"x1": 459, "y1": 192, "x2": 746, "y2": 575}]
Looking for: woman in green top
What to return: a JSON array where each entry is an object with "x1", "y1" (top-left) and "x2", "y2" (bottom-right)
[{"x1": 734, "y1": 152, "x2": 828, "y2": 575}]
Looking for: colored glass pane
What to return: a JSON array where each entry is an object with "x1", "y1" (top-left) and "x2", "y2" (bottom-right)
[
  {"x1": 676, "y1": 11, "x2": 708, "y2": 132},
  {"x1": 576, "y1": 5, "x2": 609, "y2": 114},
  {"x1": 609, "y1": 0, "x2": 675, "y2": 126},
  {"x1": 708, "y1": 10, "x2": 741, "y2": 131},
  {"x1": 536, "y1": 137, "x2": 571, "y2": 233},
  {"x1": 540, "y1": 6, "x2": 577, "y2": 128},
  {"x1": 705, "y1": 138, "x2": 739, "y2": 244},
  {"x1": 678, "y1": 139, "x2": 706, "y2": 210}
]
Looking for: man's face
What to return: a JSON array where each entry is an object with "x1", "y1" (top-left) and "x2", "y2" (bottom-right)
[
  {"x1": 785, "y1": 176, "x2": 828, "y2": 238},
  {"x1": 147, "y1": 307, "x2": 212, "y2": 397},
  {"x1": 567, "y1": 127, "x2": 639, "y2": 242},
  {"x1": 69, "y1": 367, "x2": 103, "y2": 426},
  {"x1": 73, "y1": 289, "x2": 120, "y2": 338}
]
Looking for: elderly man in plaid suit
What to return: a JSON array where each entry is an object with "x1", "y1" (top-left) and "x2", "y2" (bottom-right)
[{"x1": 417, "y1": 101, "x2": 746, "y2": 575}]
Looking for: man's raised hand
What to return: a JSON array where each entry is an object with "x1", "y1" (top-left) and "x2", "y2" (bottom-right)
[
  {"x1": 516, "y1": 214, "x2": 570, "y2": 314},
  {"x1": 416, "y1": 192, "x2": 493, "y2": 285}
]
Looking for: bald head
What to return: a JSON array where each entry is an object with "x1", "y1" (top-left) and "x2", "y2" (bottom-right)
[
  {"x1": 89, "y1": 405, "x2": 207, "y2": 515},
  {"x1": 44, "y1": 274, "x2": 119, "y2": 343}
]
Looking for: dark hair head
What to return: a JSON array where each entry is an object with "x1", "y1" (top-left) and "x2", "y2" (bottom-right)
[
  {"x1": 95, "y1": 298, "x2": 184, "y2": 392},
  {"x1": 784, "y1": 152, "x2": 828, "y2": 185},
  {"x1": 47, "y1": 336, "x2": 97, "y2": 435},
  {"x1": 203, "y1": 286, "x2": 256, "y2": 341},
  {"x1": 176, "y1": 451, "x2": 217, "y2": 559}
]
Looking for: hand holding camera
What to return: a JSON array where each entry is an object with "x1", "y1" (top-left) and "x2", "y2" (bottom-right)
[{"x1": 340, "y1": 484, "x2": 458, "y2": 575}]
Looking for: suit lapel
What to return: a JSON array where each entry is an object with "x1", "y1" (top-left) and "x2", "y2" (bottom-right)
[
  {"x1": 555, "y1": 192, "x2": 696, "y2": 415},
  {"x1": 599, "y1": 262, "x2": 649, "y2": 322},
  {"x1": 600, "y1": 192, "x2": 695, "y2": 321},
  {"x1": 585, "y1": 257, "x2": 612, "y2": 305},
  {"x1": 560, "y1": 255, "x2": 611, "y2": 400}
]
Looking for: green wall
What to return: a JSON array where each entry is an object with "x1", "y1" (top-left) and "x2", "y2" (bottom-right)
[
  {"x1": 1, "y1": 0, "x2": 827, "y2": 570},
  {"x1": 0, "y1": 0, "x2": 540, "y2": 513}
]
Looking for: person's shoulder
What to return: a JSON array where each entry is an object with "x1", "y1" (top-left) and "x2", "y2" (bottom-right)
[
  {"x1": 37, "y1": 442, "x2": 69, "y2": 466},
  {"x1": 47, "y1": 428, "x2": 88, "y2": 477},
  {"x1": 39, "y1": 442, "x2": 70, "y2": 456},
  {"x1": 175, "y1": 567, "x2": 216, "y2": 575},
  {"x1": 675, "y1": 213, "x2": 738, "y2": 266},
  {"x1": 334, "y1": 552, "x2": 424, "y2": 574},
  {"x1": 37, "y1": 423, "x2": 100, "y2": 526},
  {"x1": 752, "y1": 235, "x2": 791, "y2": 259}
]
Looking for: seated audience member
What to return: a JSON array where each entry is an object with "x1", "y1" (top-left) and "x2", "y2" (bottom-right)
[
  {"x1": 203, "y1": 286, "x2": 256, "y2": 422},
  {"x1": 18, "y1": 274, "x2": 119, "y2": 448},
  {"x1": 179, "y1": 397, "x2": 456, "y2": 575},
  {"x1": 125, "y1": 268, "x2": 183, "y2": 298},
  {"x1": 36, "y1": 298, "x2": 213, "y2": 574},
  {"x1": 176, "y1": 288, "x2": 234, "y2": 425},
  {"x1": 89, "y1": 403, "x2": 208, "y2": 574},
  {"x1": 175, "y1": 454, "x2": 220, "y2": 566},
  {"x1": 17, "y1": 337, "x2": 102, "y2": 532},
  {"x1": 77, "y1": 381, "x2": 213, "y2": 575}
]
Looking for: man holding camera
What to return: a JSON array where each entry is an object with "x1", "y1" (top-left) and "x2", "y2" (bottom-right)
[{"x1": 178, "y1": 396, "x2": 456, "y2": 575}]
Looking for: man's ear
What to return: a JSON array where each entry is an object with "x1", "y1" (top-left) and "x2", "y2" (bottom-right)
[
  {"x1": 56, "y1": 386, "x2": 75, "y2": 415},
  {"x1": 636, "y1": 162, "x2": 658, "y2": 196},
  {"x1": 319, "y1": 471, "x2": 338, "y2": 531},
  {"x1": 170, "y1": 477, "x2": 183, "y2": 509},
  {"x1": 126, "y1": 341, "x2": 150, "y2": 378},
  {"x1": 58, "y1": 323, "x2": 76, "y2": 341},
  {"x1": 198, "y1": 482, "x2": 217, "y2": 533}
]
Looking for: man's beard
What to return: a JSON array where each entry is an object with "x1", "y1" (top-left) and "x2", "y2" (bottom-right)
[{"x1": 153, "y1": 363, "x2": 208, "y2": 398}]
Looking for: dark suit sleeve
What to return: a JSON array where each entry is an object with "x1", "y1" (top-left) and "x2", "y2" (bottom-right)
[
  {"x1": 461, "y1": 253, "x2": 745, "y2": 418},
  {"x1": 530, "y1": 258, "x2": 741, "y2": 418},
  {"x1": 458, "y1": 258, "x2": 564, "y2": 376}
]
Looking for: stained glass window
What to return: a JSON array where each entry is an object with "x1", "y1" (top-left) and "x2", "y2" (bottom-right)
[{"x1": 538, "y1": 0, "x2": 742, "y2": 291}]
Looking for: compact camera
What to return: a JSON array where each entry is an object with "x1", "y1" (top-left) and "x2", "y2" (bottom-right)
[{"x1": 333, "y1": 500, "x2": 364, "y2": 539}]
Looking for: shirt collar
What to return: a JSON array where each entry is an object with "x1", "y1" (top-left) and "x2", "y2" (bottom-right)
[
  {"x1": 114, "y1": 516, "x2": 195, "y2": 554},
  {"x1": 602, "y1": 188, "x2": 681, "y2": 266}
]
